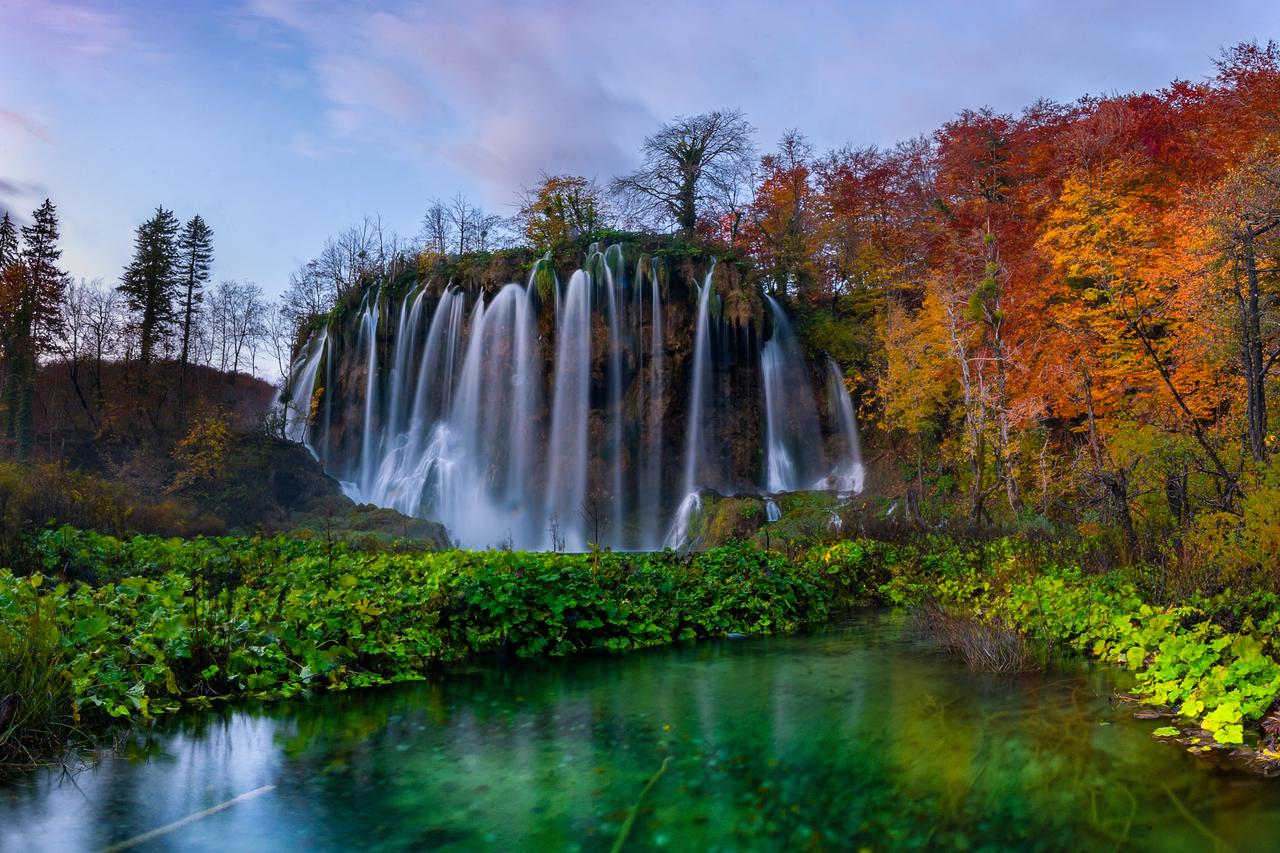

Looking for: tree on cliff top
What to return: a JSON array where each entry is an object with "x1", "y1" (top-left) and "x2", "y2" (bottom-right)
[
  {"x1": 612, "y1": 109, "x2": 755, "y2": 235},
  {"x1": 515, "y1": 174, "x2": 614, "y2": 248}
]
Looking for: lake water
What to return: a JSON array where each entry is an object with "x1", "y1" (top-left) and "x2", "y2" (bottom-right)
[{"x1": 4, "y1": 612, "x2": 1279, "y2": 851}]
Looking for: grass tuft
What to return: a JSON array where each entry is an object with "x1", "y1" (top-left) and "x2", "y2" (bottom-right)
[
  {"x1": 918, "y1": 599, "x2": 1043, "y2": 674},
  {"x1": 0, "y1": 602, "x2": 76, "y2": 770}
]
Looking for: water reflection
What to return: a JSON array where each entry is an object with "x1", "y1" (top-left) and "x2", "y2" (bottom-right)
[{"x1": 4, "y1": 613, "x2": 1279, "y2": 851}]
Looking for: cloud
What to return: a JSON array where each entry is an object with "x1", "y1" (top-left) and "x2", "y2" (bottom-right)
[
  {"x1": 0, "y1": 108, "x2": 53, "y2": 144},
  {"x1": 1, "y1": 0, "x2": 145, "y2": 61},
  {"x1": 241, "y1": 0, "x2": 1280, "y2": 209},
  {"x1": 0, "y1": 177, "x2": 47, "y2": 223},
  {"x1": 243, "y1": 0, "x2": 662, "y2": 200},
  {"x1": 0, "y1": 108, "x2": 49, "y2": 220}
]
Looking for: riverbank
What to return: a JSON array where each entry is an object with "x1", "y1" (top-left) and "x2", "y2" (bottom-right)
[
  {"x1": 2, "y1": 528, "x2": 1279, "y2": 775},
  {"x1": 826, "y1": 538, "x2": 1280, "y2": 773},
  {"x1": 0, "y1": 528, "x2": 861, "y2": 770}
]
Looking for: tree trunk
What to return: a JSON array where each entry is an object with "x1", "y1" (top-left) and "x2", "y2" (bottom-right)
[
  {"x1": 678, "y1": 183, "x2": 697, "y2": 235},
  {"x1": 179, "y1": 272, "x2": 196, "y2": 415},
  {"x1": 1241, "y1": 236, "x2": 1268, "y2": 462}
]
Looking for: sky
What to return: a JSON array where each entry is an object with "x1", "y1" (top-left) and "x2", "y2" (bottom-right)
[{"x1": 1, "y1": 0, "x2": 1278, "y2": 299}]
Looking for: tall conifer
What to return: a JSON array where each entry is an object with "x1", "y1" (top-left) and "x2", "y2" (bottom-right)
[{"x1": 119, "y1": 207, "x2": 181, "y2": 365}]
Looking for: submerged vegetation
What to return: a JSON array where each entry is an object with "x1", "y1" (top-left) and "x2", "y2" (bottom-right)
[{"x1": 3, "y1": 528, "x2": 1280, "y2": 773}]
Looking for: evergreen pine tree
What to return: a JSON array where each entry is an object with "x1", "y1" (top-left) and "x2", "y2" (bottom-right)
[
  {"x1": 0, "y1": 212, "x2": 18, "y2": 269},
  {"x1": 1, "y1": 200, "x2": 66, "y2": 458},
  {"x1": 119, "y1": 206, "x2": 181, "y2": 365},
  {"x1": 176, "y1": 215, "x2": 213, "y2": 388},
  {"x1": 19, "y1": 200, "x2": 67, "y2": 349},
  {"x1": 0, "y1": 211, "x2": 18, "y2": 455}
]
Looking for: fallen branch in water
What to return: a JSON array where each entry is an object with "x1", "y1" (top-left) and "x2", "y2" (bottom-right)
[
  {"x1": 98, "y1": 784, "x2": 276, "y2": 852},
  {"x1": 610, "y1": 756, "x2": 672, "y2": 853}
]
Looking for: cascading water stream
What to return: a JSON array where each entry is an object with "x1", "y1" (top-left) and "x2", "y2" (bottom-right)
[
  {"x1": 641, "y1": 264, "x2": 664, "y2": 549},
  {"x1": 356, "y1": 292, "x2": 382, "y2": 497},
  {"x1": 824, "y1": 358, "x2": 866, "y2": 494},
  {"x1": 761, "y1": 295, "x2": 826, "y2": 493},
  {"x1": 546, "y1": 270, "x2": 592, "y2": 550},
  {"x1": 665, "y1": 261, "x2": 716, "y2": 549},
  {"x1": 282, "y1": 325, "x2": 328, "y2": 448},
  {"x1": 600, "y1": 255, "x2": 625, "y2": 546}
]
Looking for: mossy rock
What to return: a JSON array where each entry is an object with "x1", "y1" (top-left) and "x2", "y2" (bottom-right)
[{"x1": 693, "y1": 490, "x2": 870, "y2": 549}]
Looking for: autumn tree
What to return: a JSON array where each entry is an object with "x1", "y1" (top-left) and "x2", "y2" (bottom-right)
[
  {"x1": 612, "y1": 109, "x2": 755, "y2": 234},
  {"x1": 881, "y1": 285, "x2": 956, "y2": 519},
  {"x1": 515, "y1": 174, "x2": 613, "y2": 248},
  {"x1": 933, "y1": 110, "x2": 1026, "y2": 517},
  {"x1": 747, "y1": 131, "x2": 821, "y2": 296},
  {"x1": 1040, "y1": 155, "x2": 1241, "y2": 544},
  {"x1": 119, "y1": 206, "x2": 181, "y2": 365},
  {"x1": 171, "y1": 408, "x2": 233, "y2": 494}
]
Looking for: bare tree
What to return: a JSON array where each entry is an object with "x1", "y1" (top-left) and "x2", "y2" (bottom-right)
[
  {"x1": 420, "y1": 194, "x2": 509, "y2": 255},
  {"x1": 208, "y1": 280, "x2": 267, "y2": 377},
  {"x1": 612, "y1": 109, "x2": 756, "y2": 234},
  {"x1": 421, "y1": 199, "x2": 455, "y2": 255},
  {"x1": 263, "y1": 300, "x2": 299, "y2": 387},
  {"x1": 448, "y1": 193, "x2": 476, "y2": 254},
  {"x1": 84, "y1": 282, "x2": 126, "y2": 377},
  {"x1": 57, "y1": 278, "x2": 101, "y2": 422},
  {"x1": 475, "y1": 212, "x2": 508, "y2": 252},
  {"x1": 316, "y1": 217, "x2": 382, "y2": 297},
  {"x1": 282, "y1": 259, "x2": 332, "y2": 328}
]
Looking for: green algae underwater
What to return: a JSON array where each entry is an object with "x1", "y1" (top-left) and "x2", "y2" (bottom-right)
[{"x1": 6, "y1": 612, "x2": 1280, "y2": 852}]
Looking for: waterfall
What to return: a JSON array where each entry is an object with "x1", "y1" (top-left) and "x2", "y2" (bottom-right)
[
  {"x1": 761, "y1": 295, "x2": 825, "y2": 492},
  {"x1": 680, "y1": 262, "x2": 716, "y2": 497},
  {"x1": 320, "y1": 331, "x2": 332, "y2": 464},
  {"x1": 386, "y1": 289, "x2": 425, "y2": 438},
  {"x1": 822, "y1": 358, "x2": 866, "y2": 494},
  {"x1": 663, "y1": 491, "x2": 702, "y2": 550},
  {"x1": 640, "y1": 264, "x2": 664, "y2": 550},
  {"x1": 765, "y1": 498, "x2": 781, "y2": 522},
  {"x1": 356, "y1": 292, "x2": 382, "y2": 496},
  {"x1": 665, "y1": 262, "x2": 716, "y2": 549},
  {"x1": 546, "y1": 270, "x2": 592, "y2": 550},
  {"x1": 282, "y1": 325, "x2": 327, "y2": 447},
  {"x1": 283, "y1": 246, "x2": 867, "y2": 551},
  {"x1": 601, "y1": 256, "x2": 625, "y2": 546}
]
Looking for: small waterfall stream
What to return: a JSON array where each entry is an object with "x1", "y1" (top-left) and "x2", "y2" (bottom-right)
[
  {"x1": 761, "y1": 295, "x2": 825, "y2": 493},
  {"x1": 824, "y1": 358, "x2": 866, "y2": 493},
  {"x1": 547, "y1": 270, "x2": 593, "y2": 549}
]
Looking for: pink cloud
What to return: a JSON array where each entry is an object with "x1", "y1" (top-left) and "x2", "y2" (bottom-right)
[{"x1": 0, "y1": 107, "x2": 53, "y2": 144}]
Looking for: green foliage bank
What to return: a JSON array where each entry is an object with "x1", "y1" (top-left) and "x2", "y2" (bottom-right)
[{"x1": 3, "y1": 530, "x2": 1279, "y2": 772}]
